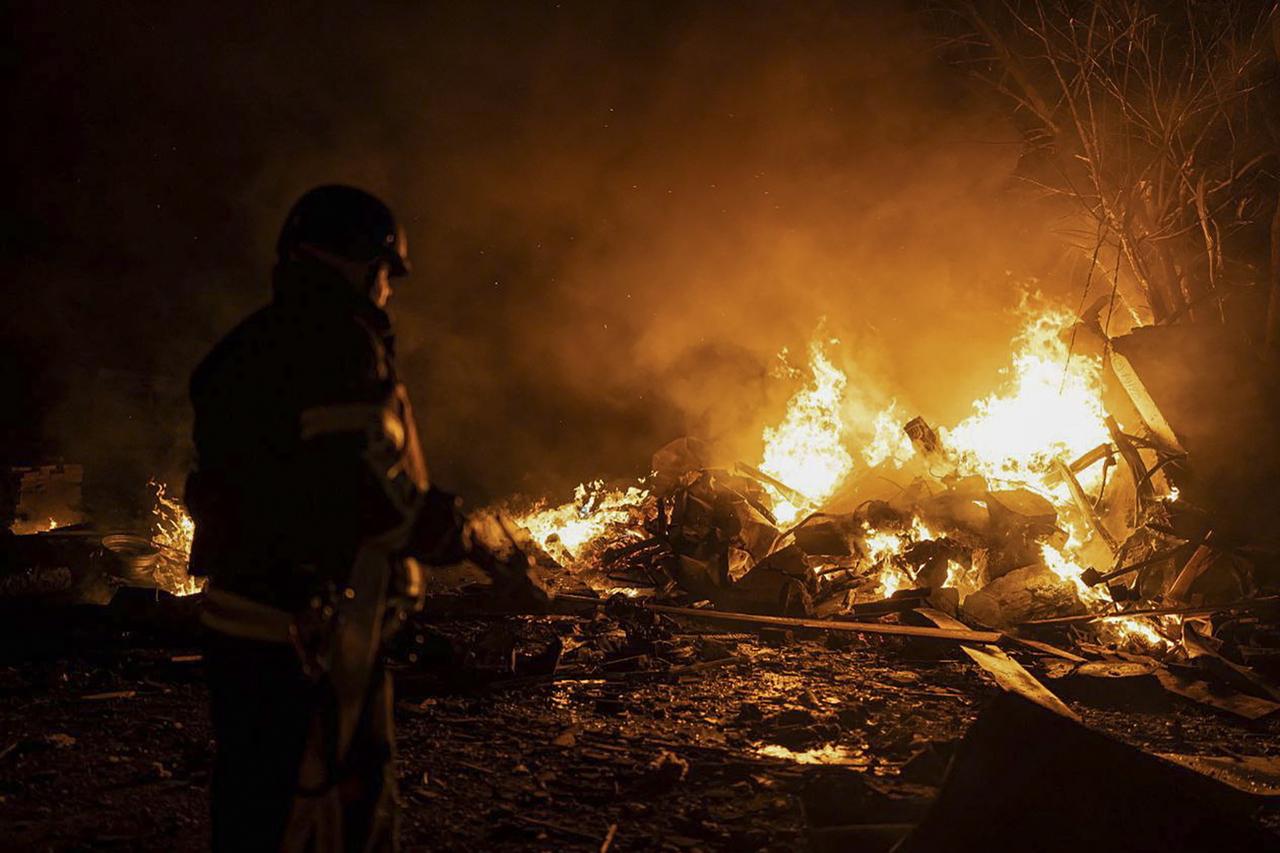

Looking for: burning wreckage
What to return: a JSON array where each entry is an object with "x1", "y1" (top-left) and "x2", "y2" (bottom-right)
[
  {"x1": 4, "y1": 300, "x2": 1280, "y2": 849},
  {"x1": 504, "y1": 303, "x2": 1280, "y2": 717}
]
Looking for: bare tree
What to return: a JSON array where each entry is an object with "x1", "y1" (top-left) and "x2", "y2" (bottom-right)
[{"x1": 932, "y1": 0, "x2": 1279, "y2": 334}]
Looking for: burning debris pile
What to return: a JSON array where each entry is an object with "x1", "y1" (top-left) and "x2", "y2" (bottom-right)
[{"x1": 506, "y1": 299, "x2": 1280, "y2": 706}]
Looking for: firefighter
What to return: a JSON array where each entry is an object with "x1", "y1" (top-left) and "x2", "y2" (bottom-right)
[{"x1": 185, "y1": 185, "x2": 539, "y2": 851}]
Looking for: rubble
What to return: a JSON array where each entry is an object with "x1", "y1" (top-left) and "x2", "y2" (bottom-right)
[
  {"x1": 6, "y1": 598, "x2": 1279, "y2": 849},
  {"x1": 959, "y1": 645, "x2": 1079, "y2": 720},
  {"x1": 961, "y1": 564, "x2": 1086, "y2": 628}
]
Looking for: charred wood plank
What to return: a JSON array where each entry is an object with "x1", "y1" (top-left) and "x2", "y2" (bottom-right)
[{"x1": 961, "y1": 645, "x2": 1080, "y2": 721}]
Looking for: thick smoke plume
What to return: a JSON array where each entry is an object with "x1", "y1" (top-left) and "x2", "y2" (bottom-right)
[{"x1": 6, "y1": 2, "x2": 1084, "y2": 504}]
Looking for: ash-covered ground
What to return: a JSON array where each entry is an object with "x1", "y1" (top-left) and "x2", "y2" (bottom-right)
[{"x1": 2, "y1": 596, "x2": 1278, "y2": 852}]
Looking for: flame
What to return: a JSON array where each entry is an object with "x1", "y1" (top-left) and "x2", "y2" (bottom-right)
[
  {"x1": 878, "y1": 563, "x2": 911, "y2": 599},
  {"x1": 511, "y1": 480, "x2": 649, "y2": 567},
  {"x1": 148, "y1": 480, "x2": 203, "y2": 597},
  {"x1": 944, "y1": 559, "x2": 982, "y2": 599},
  {"x1": 837, "y1": 299, "x2": 1161, "y2": 647},
  {"x1": 928, "y1": 302, "x2": 1166, "y2": 647},
  {"x1": 863, "y1": 527, "x2": 905, "y2": 563},
  {"x1": 859, "y1": 524, "x2": 913, "y2": 598},
  {"x1": 501, "y1": 296, "x2": 1171, "y2": 650},
  {"x1": 909, "y1": 517, "x2": 937, "y2": 541},
  {"x1": 941, "y1": 303, "x2": 1111, "y2": 503},
  {"x1": 863, "y1": 403, "x2": 917, "y2": 468},
  {"x1": 758, "y1": 334, "x2": 855, "y2": 525},
  {"x1": 1041, "y1": 540, "x2": 1168, "y2": 649},
  {"x1": 902, "y1": 301, "x2": 1166, "y2": 647}
]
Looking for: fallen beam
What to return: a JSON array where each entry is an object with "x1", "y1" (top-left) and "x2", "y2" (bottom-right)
[{"x1": 557, "y1": 594, "x2": 1001, "y2": 643}]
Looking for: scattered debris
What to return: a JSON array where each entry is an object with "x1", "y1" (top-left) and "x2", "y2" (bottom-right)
[
  {"x1": 1156, "y1": 753, "x2": 1280, "y2": 799},
  {"x1": 959, "y1": 646, "x2": 1078, "y2": 721}
]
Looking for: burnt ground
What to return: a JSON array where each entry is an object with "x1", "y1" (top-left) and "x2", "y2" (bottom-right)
[{"x1": 2, "y1": 597, "x2": 1279, "y2": 852}]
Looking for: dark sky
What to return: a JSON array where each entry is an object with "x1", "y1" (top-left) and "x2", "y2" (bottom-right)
[{"x1": 4, "y1": 1, "x2": 1074, "y2": 503}]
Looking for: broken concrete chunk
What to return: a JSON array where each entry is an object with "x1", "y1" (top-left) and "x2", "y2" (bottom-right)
[
  {"x1": 723, "y1": 544, "x2": 815, "y2": 616},
  {"x1": 726, "y1": 546, "x2": 753, "y2": 584},
  {"x1": 673, "y1": 554, "x2": 723, "y2": 596},
  {"x1": 985, "y1": 489, "x2": 1057, "y2": 532},
  {"x1": 961, "y1": 564, "x2": 1085, "y2": 628},
  {"x1": 914, "y1": 492, "x2": 989, "y2": 539},
  {"x1": 731, "y1": 501, "x2": 780, "y2": 560}
]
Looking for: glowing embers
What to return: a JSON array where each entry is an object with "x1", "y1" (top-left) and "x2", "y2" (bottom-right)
[{"x1": 754, "y1": 742, "x2": 869, "y2": 766}]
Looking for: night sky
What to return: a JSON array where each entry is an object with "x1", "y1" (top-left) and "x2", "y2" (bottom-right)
[{"x1": 6, "y1": 1, "x2": 1076, "y2": 504}]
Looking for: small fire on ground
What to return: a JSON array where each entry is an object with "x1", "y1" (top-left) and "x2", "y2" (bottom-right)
[{"x1": 148, "y1": 480, "x2": 203, "y2": 597}]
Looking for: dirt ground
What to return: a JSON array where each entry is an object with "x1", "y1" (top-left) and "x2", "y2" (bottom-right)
[{"x1": 2, "y1": 600, "x2": 1279, "y2": 852}]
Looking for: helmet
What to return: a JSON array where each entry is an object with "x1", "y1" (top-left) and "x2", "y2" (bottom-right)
[{"x1": 276, "y1": 185, "x2": 409, "y2": 276}]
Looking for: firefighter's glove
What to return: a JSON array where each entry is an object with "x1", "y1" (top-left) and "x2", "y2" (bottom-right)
[
  {"x1": 463, "y1": 510, "x2": 553, "y2": 612},
  {"x1": 409, "y1": 486, "x2": 468, "y2": 566}
]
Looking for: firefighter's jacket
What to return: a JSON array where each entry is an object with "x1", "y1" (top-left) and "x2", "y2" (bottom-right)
[{"x1": 186, "y1": 261, "x2": 460, "y2": 615}]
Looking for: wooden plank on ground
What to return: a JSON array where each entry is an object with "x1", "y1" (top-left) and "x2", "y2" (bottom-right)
[{"x1": 555, "y1": 594, "x2": 1002, "y2": 644}]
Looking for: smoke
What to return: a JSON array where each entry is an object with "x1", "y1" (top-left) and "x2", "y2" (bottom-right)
[{"x1": 6, "y1": 1, "x2": 1080, "y2": 504}]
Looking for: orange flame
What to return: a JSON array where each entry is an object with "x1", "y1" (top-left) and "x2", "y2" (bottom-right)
[
  {"x1": 941, "y1": 302, "x2": 1111, "y2": 503},
  {"x1": 148, "y1": 480, "x2": 203, "y2": 597},
  {"x1": 510, "y1": 480, "x2": 649, "y2": 568},
  {"x1": 757, "y1": 334, "x2": 855, "y2": 525},
  {"x1": 757, "y1": 298, "x2": 1166, "y2": 647}
]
